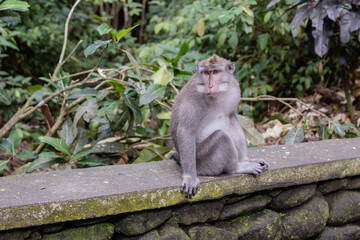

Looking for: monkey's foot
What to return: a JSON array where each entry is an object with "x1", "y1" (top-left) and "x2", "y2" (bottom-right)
[
  {"x1": 235, "y1": 159, "x2": 269, "y2": 176},
  {"x1": 181, "y1": 174, "x2": 200, "y2": 198}
]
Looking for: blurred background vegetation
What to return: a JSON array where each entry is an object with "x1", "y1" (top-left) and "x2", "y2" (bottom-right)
[{"x1": 0, "y1": 0, "x2": 359, "y2": 175}]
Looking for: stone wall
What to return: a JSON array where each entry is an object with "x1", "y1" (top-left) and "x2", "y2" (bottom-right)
[{"x1": 1, "y1": 138, "x2": 360, "y2": 239}]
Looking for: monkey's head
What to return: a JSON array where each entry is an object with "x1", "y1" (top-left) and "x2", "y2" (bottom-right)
[{"x1": 195, "y1": 54, "x2": 236, "y2": 99}]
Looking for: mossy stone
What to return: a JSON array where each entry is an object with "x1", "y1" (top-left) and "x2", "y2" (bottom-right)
[
  {"x1": 219, "y1": 194, "x2": 272, "y2": 220},
  {"x1": 318, "y1": 179, "x2": 348, "y2": 194},
  {"x1": 325, "y1": 190, "x2": 360, "y2": 225},
  {"x1": 158, "y1": 225, "x2": 189, "y2": 240},
  {"x1": 346, "y1": 176, "x2": 360, "y2": 190},
  {"x1": 215, "y1": 209, "x2": 281, "y2": 240},
  {"x1": 42, "y1": 223, "x2": 114, "y2": 240},
  {"x1": 280, "y1": 193, "x2": 329, "y2": 240},
  {"x1": 0, "y1": 230, "x2": 31, "y2": 240},
  {"x1": 270, "y1": 184, "x2": 317, "y2": 210},
  {"x1": 187, "y1": 226, "x2": 237, "y2": 240},
  {"x1": 223, "y1": 194, "x2": 251, "y2": 204},
  {"x1": 114, "y1": 209, "x2": 172, "y2": 236},
  {"x1": 176, "y1": 201, "x2": 223, "y2": 225},
  {"x1": 314, "y1": 224, "x2": 360, "y2": 240}
]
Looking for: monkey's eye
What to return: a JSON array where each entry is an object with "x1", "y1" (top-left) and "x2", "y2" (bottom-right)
[
  {"x1": 203, "y1": 71, "x2": 209, "y2": 75},
  {"x1": 213, "y1": 70, "x2": 221, "y2": 74}
]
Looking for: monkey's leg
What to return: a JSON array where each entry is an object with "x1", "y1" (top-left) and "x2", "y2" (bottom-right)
[
  {"x1": 170, "y1": 151, "x2": 181, "y2": 165},
  {"x1": 196, "y1": 130, "x2": 238, "y2": 176}
]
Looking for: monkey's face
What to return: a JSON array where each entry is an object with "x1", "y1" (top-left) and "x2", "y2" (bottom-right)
[{"x1": 196, "y1": 66, "x2": 230, "y2": 99}]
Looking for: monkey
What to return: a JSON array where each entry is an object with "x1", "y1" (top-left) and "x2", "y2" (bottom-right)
[{"x1": 169, "y1": 54, "x2": 269, "y2": 198}]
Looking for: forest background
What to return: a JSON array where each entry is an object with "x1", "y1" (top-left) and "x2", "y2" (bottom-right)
[{"x1": 0, "y1": 0, "x2": 359, "y2": 176}]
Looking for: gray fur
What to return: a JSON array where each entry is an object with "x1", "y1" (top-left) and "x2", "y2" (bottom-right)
[{"x1": 170, "y1": 55, "x2": 269, "y2": 197}]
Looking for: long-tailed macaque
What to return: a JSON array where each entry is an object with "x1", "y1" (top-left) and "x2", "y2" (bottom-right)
[{"x1": 170, "y1": 54, "x2": 269, "y2": 198}]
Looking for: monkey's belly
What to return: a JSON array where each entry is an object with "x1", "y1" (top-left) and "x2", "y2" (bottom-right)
[{"x1": 198, "y1": 114, "x2": 230, "y2": 143}]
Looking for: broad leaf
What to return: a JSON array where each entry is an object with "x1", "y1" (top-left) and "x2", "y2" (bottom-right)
[
  {"x1": 151, "y1": 65, "x2": 174, "y2": 86},
  {"x1": 114, "y1": 25, "x2": 138, "y2": 42},
  {"x1": 313, "y1": 18, "x2": 333, "y2": 57},
  {"x1": 84, "y1": 40, "x2": 111, "y2": 57},
  {"x1": 70, "y1": 149, "x2": 95, "y2": 162},
  {"x1": 284, "y1": 127, "x2": 305, "y2": 144},
  {"x1": 238, "y1": 115, "x2": 265, "y2": 146},
  {"x1": 171, "y1": 42, "x2": 189, "y2": 66},
  {"x1": 139, "y1": 84, "x2": 166, "y2": 105},
  {"x1": 92, "y1": 14, "x2": 111, "y2": 28},
  {"x1": 68, "y1": 88, "x2": 98, "y2": 99},
  {"x1": 319, "y1": 124, "x2": 329, "y2": 140},
  {"x1": 291, "y1": 4, "x2": 313, "y2": 29},
  {"x1": 323, "y1": 0, "x2": 339, "y2": 21},
  {"x1": 73, "y1": 98, "x2": 98, "y2": 136},
  {"x1": 38, "y1": 136, "x2": 71, "y2": 156},
  {"x1": 58, "y1": 119, "x2": 75, "y2": 145},
  {"x1": 0, "y1": 139, "x2": 13, "y2": 155},
  {"x1": 27, "y1": 156, "x2": 58, "y2": 173},
  {"x1": 197, "y1": 18, "x2": 205, "y2": 37},
  {"x1": 340, "y1": 10, "x2": 360, "y2": 44},
  {"x1": 18, "y1": 150, "x2": 38, "y2": 161},
  {"x1": 122, "y1": 89, "x2": 142, "y2": 122},
  {"x1": 0, "y1": 89, "x2": 11, "y2": 105},
  {"x1": 0, "y1": 0, "x2": 30, "y2": 12},
  {"x1": 266, "y1": 0, "x2": 281, "y2": 10},
  {"x1": 257, "y1": 33, "x2": 269, "y2": 51},
  {"x1": 123, "y1": 50, "x2": 141, "y2": 78},
  {"x1": 134, "y1": 145, "x2": 171, "y2": 163},
  {"x1": 0, "y1": 160, "x2": 9, "y2": 173},
  {"x1": 93, "y1": 142, "x2": 126, "y2": 153},
  {"x1": 72, "y1": 127, "x2": 88, "y2": 155},
  {"x1": 96, "y1": 23, "x2": 112, "y2": 35},
  {"x1": 76, "y1": 158, "x2": 108, "y2": 167},
  {"x1": 157, "y1": 111, "x2": 172, "y2": 120},
  {"x1": 107, "y1": 80, "x2": 125, "y2": 94}
]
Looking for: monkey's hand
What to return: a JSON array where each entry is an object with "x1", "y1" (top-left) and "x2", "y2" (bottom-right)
[
  {"x1": 236, "y1": 159, "x2": 269, "y2": 176},
  {"x1": 181, "y1": 174, "x2": 200, "y2": 198}
]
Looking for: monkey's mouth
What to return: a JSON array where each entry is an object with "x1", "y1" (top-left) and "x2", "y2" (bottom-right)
[{"x1": 206, "y1": 93, "x2": 218, "y2": 98}]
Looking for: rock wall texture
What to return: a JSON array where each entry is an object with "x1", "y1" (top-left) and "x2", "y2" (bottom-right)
[{"x1": 1, "y1": 175, "x2": 360, "y2": 240}]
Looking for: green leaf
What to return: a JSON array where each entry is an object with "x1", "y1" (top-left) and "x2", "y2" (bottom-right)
[
  {"x1": 107, "y1": 80, "x2": 125, "y2": 94},
  {"x1": 84, "y1": 40, "x2": 111, "y2": 57},
  {"x1": 18, "y1": 150, "x2": 38, "y2": 161},
  {"x1": 96, "y1": 23, "x2": 112, "y2": 35},
  {"x1": 139, "y1": 84, "x2": 166, "y2": 105},
  {"x1": 284, "y1": 127, "x2": 304, "y2": 144},
  {"x1": 171, "y1": 42, "x2": 189, "y2": 66},
  {"x1": 27, "y1": 84, "x2": 43, "y2": 94},
  {"x1": 68, "y1": 88, "x2": 98, "y2": 99},
  {"x1": 323, "y1": 118, "x2": 346, "y2": 137},
  {"x1": 58, "y1": 119, "x2": 75, "y2": 145},
  {"x1": 197, "y1": 18, "x2": 205, "y2": 37},
  {"x1": 319, "y1": 124, "x2": 329, "y2": 140},
  {"x1": 265, "y1": 113, "x2": 290, "y2": 124},
  {"x1": 238, "y1": 115, "x2": 265, "y2": 146},
  {"x1": 228, "y1": 32, "x2": 238, "y2": 50},
  {"x1": 0, "y1": 0, "x2": 30, "y2": 12},
  {"x1": 151, "y1": 65, "x2": 174, "y2": 86},
  {"x1": 157, "y1": 111, "x2": 172, "y2": 120},
  {"x1": 0, "y1": 160, "x2": 9, "y2": 173},
  {"x1": 114, "y1": 25, "x2": 138, "y2": 42},
  {"x1": 0, "y1": 89, "x2": 11, "y2": 105},
  {"x1": 0, "y1": 139, "x2": 12, "y2": 154},
  {"x1": 133, "y1": 145, "x2": 171, "y2": 163},
  {"x1": 122, "y1": 49, "x2": 141, "y2": 78},
  {"x1": 27, "y1": 157, "x2": 58, "y2": 173},
  {"x1": 73, "y1": 98, "x2": 98, "y2": 136},
  {"x1": 73, "y1": 127, "x2": 88, "y2": 155},
  {"x1": 76, "y1": 158, "x2": 108, "y2": 167},
  {"x1": 264, "y1": 11, "x2": 273, "y2": 23},
  {"x1": 122, "y1": 89, "x2": 142, "y2": 122},
  {"x1": 93, "y1": 142, "x2": 126, "y2": 153},
  {"x1": 92, "y1": 14, "x2": 111, "y2": 28},
  {"x1": 257, "y1": 33, "x2": 269, "y2": 51},
  {"x1": 38, "y1": 136, "x2": 72, "y2": 156},
  {"x1": 70, "y1": 149, "x2": 95, "y2": 162}
]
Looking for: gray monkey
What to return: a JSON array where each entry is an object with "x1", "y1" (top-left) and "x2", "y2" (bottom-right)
[{"x1": 169, "y1": 54, "x2": 269, "y2": 198}]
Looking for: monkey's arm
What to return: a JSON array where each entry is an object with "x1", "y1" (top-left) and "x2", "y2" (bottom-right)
[{"x1": 176, "y1": 128, "x2": 200, "y2": 198}]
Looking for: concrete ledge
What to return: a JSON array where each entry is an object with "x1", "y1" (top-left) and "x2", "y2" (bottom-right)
[{"x1": 0, "y1": 138, "x2": 359, "y2": 231}]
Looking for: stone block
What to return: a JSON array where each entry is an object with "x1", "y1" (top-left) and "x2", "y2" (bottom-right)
[
  {"x1": 215, "y1": 209, "x2": 281, "y2": 240},
  {"x1": 114, "y1": 209, "x2": 172, "y2": 236},
  {"x1": 280, "y1": 193, "x2": 329, "y2": 240},
  {"x1": 219, "y1": 194, "x2": 272, "y2": 220},
  {"x1": 42, "y1": 223, "x2": 114, "y2": 240},
  {"x1": 325, "y1": 190, "x2": 360, "y2": 225},
  {"x1": 315, "y1": 224, "x2": 360, "y2": 240},
  {"x1": 176, "y1": 201, "x2": 223, "y2": 225},
  {"x1": 318, "y1": 178, "x2": 348, "y2": 194},
  {"x1": 158, "y1": 225, "x2": 189, "y2": 240},
  {"x1": 186, "y1": 226, "x2": 237, "y2": 240},
  {"x1": 270, "y1": 184, "x2": 317, "y2": 210},
  {"x1": 346, "y1": 176, "x2": 360, "y2": 190}
]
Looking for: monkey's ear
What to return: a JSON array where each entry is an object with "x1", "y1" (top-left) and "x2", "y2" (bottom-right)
[{"x1": 227, "y1": 62, "x2": 235, "y2": 73}]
